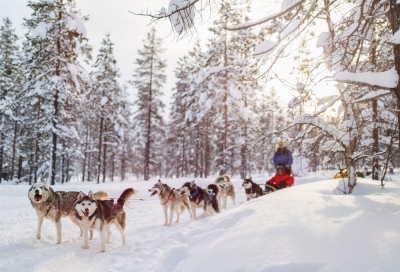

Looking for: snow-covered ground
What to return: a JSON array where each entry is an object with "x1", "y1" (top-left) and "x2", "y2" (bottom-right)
[{"x1": 2, "y1": 172, "x2": 400, "y2": 271}]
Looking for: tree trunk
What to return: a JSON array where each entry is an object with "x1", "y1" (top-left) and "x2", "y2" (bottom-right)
[
  {"x1": 121, "y1": 151, "x2": 125, "y2": 181},
  {"x1": 205, "y1": 117, "x2": 211, "y2": 178},
  {"x1": 51, "y1": 9, "x2": 62, "y2": 186},
  {"x1": 29, "y1": 154, "x2": 33, "y2": 185},
  {"x1": 34, "y1": 97, "x2": 41, "y2": 183},
  {"x1": 10, "y1": 121, "x2": 18, "y2": 180},
  {"x1": 96, "y1": 115, "x2": 104, "y2": 184},
  {"x1": 0, "y1": 144, "x2": 3, "y2": 183},
  {"x1": 87, "y1": 152, "x2": 91, "y2": 181},
  {"x1": 102, "y1": 136, "x2": 107, "y2": 183},
  {"x1": 372, "y1": 98, "x2": 379, "y2": 180},
  {"x1": 342, "y1": 90, "x2": 358, "y2": 194},
  {"x1": 60, "y1": 152, "x2": 64, "y2": 184},
  {"x1": 195, "y1": 128, "x2": 200, "y2": 178},
  {"x1": 240, "y1": 128, "x2": 247, "y2": 179},
  {"x1": 82, "y1": 127, "x2": 89, "y2": 182},
  {"x1": 66, "y1": 157, "x2": 70, "y2": 183},
  {"x1": 111, "y1": 152, "x2": 114, "y2": 182},
  {"x1": 50, "y1": 90, "x2": 59, "y2": 186},
  {"x1": 220, "y1": 15, "x2": 229, "y2": 176},
  {"x1": 387, "y1": 1, "x2": 400, "y2": 146},
  {"x1": 144, "y1": 47, "x2": 154, "y2": 181}
]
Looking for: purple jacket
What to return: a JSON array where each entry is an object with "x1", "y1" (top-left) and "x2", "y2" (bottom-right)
[{"x1": 273, "y1": 148, "x2": 293, "y2": 168}]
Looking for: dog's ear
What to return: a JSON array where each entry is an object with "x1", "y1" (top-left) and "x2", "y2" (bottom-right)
[
  {"x1": 43, "y1": 181, "x2": 49, "y2": 189},
  {"x1": 158, "y1": 179, "x2": 162, "y2": 184},
  {"x1": 77, "y1": 191, "x2": 84, "y2": 200},
  {"x1": 88, "y1": 191, "x2": 93, "y2": 199},
  {"x1": 190, "y1": 180, "x2": 195, "y2": 185}
]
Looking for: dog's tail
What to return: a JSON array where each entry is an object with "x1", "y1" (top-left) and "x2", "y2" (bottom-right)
[
  {"x1": 223, "y1": 174, "x2": 231, "y2": 183},
  {"x1": 93, "y1": 190, "x2": 109, "y2": 200},
  {"x1": 212, "y1": 198, "x2": 220, "y2": 213},
  {"x1": 117, "y1": 188, "x2": 139, "y2": 210}
]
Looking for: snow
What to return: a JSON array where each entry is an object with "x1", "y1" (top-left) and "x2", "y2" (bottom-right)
[
  {"x1": 336, "y1": 69, "x2": 399, "y2": 89},
  {"x1": 3, "y1": 174, "x2": 400, "y2": 271},
  {"x1": 391, "y1": 29, "x2": 400, "y2": 44},
  {"x1": 253, "y1": 40, "x2": 275, "y2": 59},
  {"x1": 281, "y1": 19, "x2": 300, "y2": 39},
  {"x1": 100, "y1": 96, "x2": 108, "y2": 105},
  {"x1": 281, "y1": 0, "x2": 294, "y2": 11},
  {"x1": 352, "y1": 89, "x2": 391, "y2": 103},
  {"x1": 226, "y1": 1, "x2": 301, "y2": 30},
  {"x1": 31, "y1": 22, "x2": 49, "y2": 38},
  {"x1": 168, "y1": 0, "x2": 195, "y2": 34},
  {"x1": 66, "y1": 12, "x2": 87, "y2": 37},
  {"x1": 316, "y1": 32, "x2": 331, "y2": 48}
]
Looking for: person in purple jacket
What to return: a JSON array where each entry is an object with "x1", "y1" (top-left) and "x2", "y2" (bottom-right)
[{"x1": 273, "y1": 141, "x2": 293, "y2": 175}]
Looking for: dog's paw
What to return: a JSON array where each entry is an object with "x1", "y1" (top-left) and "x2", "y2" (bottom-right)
[
  {"x1": 36, "y1": 235, "x2": 41, "y2": 240},
  {"x1": 56, "y1": 241, "x2": 62, "y2": 245},
  {"x1": 100, "y1": 249, "x2": 105, "y2": 253},
  {"x1": 81, "y1": 245, "x2": 89, "y2": 249}
]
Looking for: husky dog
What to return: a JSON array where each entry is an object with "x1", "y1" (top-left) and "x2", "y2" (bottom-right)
[
  {"x1": 179, "y1": 181, "x2": 220, "y2": 219},
  {"x1": 74, "y1": 188, "x2": 138, "y2": 252},
  {"x1": 242, "y1": 178, "x2": 264, "y2": 201},
  {"x1": 148, "y1": 180, "x2": 193, "y2": 226},
  {"x1": 28, "y1": 181, "x2": 108, "y2": 244},
  {"x1": 214, "y1": 174, "x2": 236, "y2": 209}
]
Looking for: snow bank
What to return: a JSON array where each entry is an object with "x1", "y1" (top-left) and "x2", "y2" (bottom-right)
[{"x1": 336, "y1": 69, "x2": 399, "y2": 89}]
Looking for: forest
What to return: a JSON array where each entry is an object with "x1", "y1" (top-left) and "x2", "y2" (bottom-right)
[{"x1": 1, "y1": 0, "x2": 400, "y2": 194}]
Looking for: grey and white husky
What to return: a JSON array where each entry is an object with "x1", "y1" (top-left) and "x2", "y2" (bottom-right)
[
  {"x1": 149, "y1": 180, "x2": 193, "y2": 226},
  {"x1": 74, "y1": 188, "x2": 138, "y2": 252},
  {"x1": 179, "y1": 181, "x2": 220, "y2": 219},
  {"x1": 215, "y1": 174, "x2": 236, "y2": 209},
  {"x1": 28, "y1": 181, "x2": 108, "y2": 244}
]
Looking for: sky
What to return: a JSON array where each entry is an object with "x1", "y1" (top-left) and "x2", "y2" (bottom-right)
[{"x1": 0, "y1": 0, "x2": 296, "y2": 115}]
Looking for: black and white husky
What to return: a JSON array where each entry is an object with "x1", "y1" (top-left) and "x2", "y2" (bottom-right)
[
  {"x1": 179, "y1": 181, "x2": 220, "y2": 219},
  {"x1": 74, "y1": 188, "x2": 138, "y2": 252},
  {"x1": 149, "y1": 180, "x2": 193, "y2": 226},
  {"x1": 242, "y1": 178, "x2": 264, "y2": 201},
  {"x1": 215, "y1": 174, "x2": 236, "y2": 209},
  {"x1": 28, "y1": 181, "x2": 108, "y2": 244}
]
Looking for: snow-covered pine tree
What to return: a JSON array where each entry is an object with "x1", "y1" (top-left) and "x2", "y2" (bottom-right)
[
  {"x1": 0, "y1": 17, "x2": 22, "y2": 183},
  {"x1": 229, "y1": 0, "x2": 262, "y2": 178},
  {"x1": 90, "y1": 34, "x2": 122, "y2": 183},
  {"x1": 23, "y1": 0, "x2": 91, "y2": 184},
  {"x1": 131, "y1": 27, "x2": 166, "y2": 181}
]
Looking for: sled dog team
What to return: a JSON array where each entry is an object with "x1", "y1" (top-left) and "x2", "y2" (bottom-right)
[{"x1": 27, "y1": 174, "x2": 279, "y2": 252}]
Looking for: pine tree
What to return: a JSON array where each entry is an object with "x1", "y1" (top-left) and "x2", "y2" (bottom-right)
[
  {"x1": 131, "y1": 27, "x2": 166, "y2": 180},
  {"x1": 23, "y1": 0, "x2": 91, "y2": 184},
  {"x1": 0, "y1": 18, "x2": 21, "y2": 183},
  {"x1": 90, "y1": 34, "x2": 122, "y2": 183}
]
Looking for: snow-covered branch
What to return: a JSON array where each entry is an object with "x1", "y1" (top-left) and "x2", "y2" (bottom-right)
[{"x1": 335, "y1": 69, "x2": 399, "y2": 89}]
